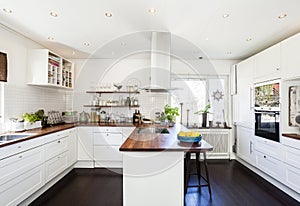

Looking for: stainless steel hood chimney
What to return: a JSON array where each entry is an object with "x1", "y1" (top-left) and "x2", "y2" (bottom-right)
[{"x1": 143, "y1": 32, "x2": 171, "y2": 93}]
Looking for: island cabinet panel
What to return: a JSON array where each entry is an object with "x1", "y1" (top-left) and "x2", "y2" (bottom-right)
[
  {"x1": 123, "y1": 152, "x2": 184, "y2": 206},
  {"x1": 281, "y1": 32, "x2": 300, "y2": 79}
]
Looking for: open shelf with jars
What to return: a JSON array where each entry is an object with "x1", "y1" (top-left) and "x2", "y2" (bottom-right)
[
  {"x1": 27, "y1": 49, "x2": 74, "y2": 89},
  {"x1": 84, "y1": 91, "x2": 140, "y2": 108}
]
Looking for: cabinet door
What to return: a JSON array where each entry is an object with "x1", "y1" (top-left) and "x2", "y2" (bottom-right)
[
  {"x1": 254, "y1": 136, "x2": 282, "y2": 159},
  {"x1": 236, "y1": 57, "x2": 255, "y2": 128},
  {"x1": 77, "y1": 127, "x2": 94, "y2": 161},
  {"x1": 45, "y1": 151, "x2": 68, "y2": 183},
  {"x1": 44, "y1": 136, "x2": 68, "y2": 161},
  {"x1": 281, "y1": 33, "x2": 300, "y2": 79},
  {"x1": 237, "y1": 125, "x2": 255, "y2": 164},
  {"x1": 254, "y1": 43, "x2": 281, "y2": 82},
  {"x1": 255, "y1": 151, "x2": 283, "y2": 181},
  {"x1": 67, "y1": 129, "x2": 77, "y2": 166},
  {"x1": 283, "y1": 162, "x2": 300, "y2": 192},
  {"x1": 0, "y1": 165, "x2": 44, "y2": 206}
]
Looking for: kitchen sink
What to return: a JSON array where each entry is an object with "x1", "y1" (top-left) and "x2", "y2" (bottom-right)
[
  {"x1": 136, "y1": 128, "x2": 169, "y2": 134},
  {"x1": 0, "y1": 133, "x2": 35, "y2": 142}
]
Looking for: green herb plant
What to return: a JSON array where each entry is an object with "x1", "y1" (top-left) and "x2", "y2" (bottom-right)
[
  {"x1": 194, "y1": 104, "x2": 211, "y2": 114},
  {"x1": 163, "y1": 104, "x2": 179, "y2": 122},
  {"x1": 23, "y1": 109, "x2": 45, "y2": 123}
]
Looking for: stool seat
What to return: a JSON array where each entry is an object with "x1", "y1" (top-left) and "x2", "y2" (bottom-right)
[{"x1": 184, "y1": 151, "x2": 212, "y2": 199}]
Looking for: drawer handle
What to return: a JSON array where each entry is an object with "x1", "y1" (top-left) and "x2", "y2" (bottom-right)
[
  {"x1": 58, "y1": 140, "x2": 61, "y2": 143},
  {"x1": 19, "y1": 155, "x2": 22, "y2": 158}
]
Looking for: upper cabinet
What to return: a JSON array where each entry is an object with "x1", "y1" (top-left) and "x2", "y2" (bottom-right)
[
  {"x1": 281, "y1": 33, "x2": 300, "y2": 80},
  {"x1": 254, "y1": 43, "x2": 281, "y2": 83},
  {"x1": 27, "y1": 49, "x2": 74, "y2": 89}
]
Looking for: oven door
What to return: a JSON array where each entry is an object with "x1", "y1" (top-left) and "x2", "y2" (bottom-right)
[{"x1": 255, "y1": 110, "x2": 280, "y2": 142}]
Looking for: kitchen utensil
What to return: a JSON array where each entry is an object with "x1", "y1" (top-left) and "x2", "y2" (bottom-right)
[{"x1": 79, "y1": 111, "x2": 90, "y2": 123}]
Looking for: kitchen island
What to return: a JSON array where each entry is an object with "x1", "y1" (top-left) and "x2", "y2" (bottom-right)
[{"x1": 119, "y1": 124, "x2": 213, "y2": 206}]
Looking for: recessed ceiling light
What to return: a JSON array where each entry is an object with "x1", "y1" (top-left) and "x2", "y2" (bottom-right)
[
  {"x1": 148, "y1": 8, "x2": 157, "y2": 14},
  {"x1": 3, "y1": 8, "x2": 12, "y2": 13},
  {"x1": 50, "y1": 11, "x2": 58, "y2": 17},
  {"x1": 84, "y1": 42, "x2": 90, "y2": 46},
  {"x1": 278, "y1": 14, "x2": 287, "y2": 19},
  {"x1": 105, "y1": 12, "x2": 113, "y2": 17},
  {"x1": 222, "y1": 14, "x2": 230, "y2": 18},
  {"x1": 48, "y1": 37, "x2": 54, "y2": 41},
  {"x1": 246, "y1": 38, "x2": 252, "y2": 42}
]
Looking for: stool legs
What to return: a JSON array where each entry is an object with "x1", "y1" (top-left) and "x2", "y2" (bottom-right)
[
  {"x1": 203, "y1": 152, "x2": 212, "y2": 199},
  {"x1": 184, "y1": 152, "x2": 191, "y2": 195},
  {"x1": 195, "y1": 153, "x2": 201, "y2": 194}
]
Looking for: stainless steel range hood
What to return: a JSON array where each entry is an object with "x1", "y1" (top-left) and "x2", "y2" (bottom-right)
[{"x1": 143, "y1": 32, "x2": 171, "y2": 93}]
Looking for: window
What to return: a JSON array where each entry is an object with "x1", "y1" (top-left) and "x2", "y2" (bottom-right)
[{"x1": 171, "y1": 75, "x2": 228, "y2": 127}]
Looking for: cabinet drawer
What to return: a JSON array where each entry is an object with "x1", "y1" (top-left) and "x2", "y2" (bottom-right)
[
  {"x1": 255, "y1": 151, "x2": 283, "y2": 180},
  {"x1": 94, "y1": 146, "x2": 122, "y2": 161},
  {"x1": 94, "y1": 133, "x2": 123, "y2": 145},
  {"x1": 44, "y1": 136, "x2": 68, "y2": 161},
  {"x1": 94, "y1": 127, "x2": 122, "y2": 133},
  {"x1": 0, "y1": 146, "x2": 44, "y2": 186},
  {"x1": 0, "y1": 165, "x2": 44, "y2": 206},
  {"x1": 45, "y1": 151, "x2": 68, "y2": 183},
  {"x1": 283, "y1": 145, "x2": 300, "y2": 170},
  {"x1": 254, "y1": 136, "x2": 282, "y2": 159},
  {"x1": 0, "y1": 136, "x2": 44, "y2": 160},
  {"x1": 283, "y1": 163, "x2": 300, "y2": 192}
]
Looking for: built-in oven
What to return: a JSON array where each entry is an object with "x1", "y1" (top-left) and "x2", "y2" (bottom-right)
[
  {"x1": 255, "y1": 110, "x2": 280, "y2": 142},
  {"x1": 254, "y1": 80, "x2": 280, "y2": 142}
]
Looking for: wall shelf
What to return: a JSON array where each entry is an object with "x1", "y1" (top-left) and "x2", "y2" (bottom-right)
[
  {"x1": 84, "y1": 105, "x2": 140, "y2": 108},
  {"x1": 86, "y1": 91, "x2": 139, "y2": 94}
]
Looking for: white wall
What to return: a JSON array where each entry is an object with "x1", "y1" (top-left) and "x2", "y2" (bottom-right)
[
  {"x1": 72, "y1": 56, "x2": 237, "y2": 122},
  {"x1": 0, "y1": 25, "x2": 69, "y2": 131}
]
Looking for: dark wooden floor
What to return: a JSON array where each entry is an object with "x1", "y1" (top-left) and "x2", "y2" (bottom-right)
[{"x1": 30, "y1": 160, "x2": 299, "y2": 206}]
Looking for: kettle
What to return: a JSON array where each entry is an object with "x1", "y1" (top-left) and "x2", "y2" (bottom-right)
[{"x1": 79, "y1": 111, "x2": 90, "y2": 123}]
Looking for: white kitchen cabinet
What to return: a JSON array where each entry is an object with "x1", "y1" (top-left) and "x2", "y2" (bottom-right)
[
  {"x1": 254, "y1": 136, "x2": 282, "y2": 159},
  {"x1": 67, "y1": 128, "x2": 77, "y2": 165},
  {"x1": 45, "y1": 151, "x2": 68, "y2": 183},
  {"x1": 93, "y1": 127, "x2": 123, "y2": 168},
  {"x1": 237, "y1": 125, "x2": 255, "y2": 164},
  {"x1": 27, "y1": 49, "x2": 74, "y2": 89},
  {"x1": 236, "y1": 57, "x2": 255, "y2": 128},
  {"x1": 281, "y1": 33, "x2": 300, "y2": 80},
  {"x1": 254, "y1": 43, "x2": 281, "y2": 83},
  {"x1": 76, "y1": 127, "x2": 94, "y2": 167},
  {"x1": 0, "y1": 165, "x2": 44, "y2": 206},
  {"x1": 44, "y1": 135, "x2": 68, "y2": 161}
]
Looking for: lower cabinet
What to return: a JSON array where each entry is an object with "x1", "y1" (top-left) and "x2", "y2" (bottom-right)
[
  {"x1": 45, "y1": 151, "x2": 68, "y2": 182},
  {"x1": 0, "y1": 164, "x2": 45, "y2": 206},
  {"x1": 237, "y1": 125, "x2": 255, "y2": 164}
]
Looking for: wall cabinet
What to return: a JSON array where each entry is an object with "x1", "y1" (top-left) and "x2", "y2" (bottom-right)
[
  {"x1": 281, "y1": 33, "x2": 300, "y2": 79},
  {"x1": 237, "y1": 125, "x2": 255, "y2": 164},
  {"x1": 254, "y1": 43, "x2": 281, "y2": 83},
  {"x1": 27, "y1": 49, "x2": 74, "y2": 89},
  {"x1": 236, "y1": 57, "x2": 255, "y2": 129}
]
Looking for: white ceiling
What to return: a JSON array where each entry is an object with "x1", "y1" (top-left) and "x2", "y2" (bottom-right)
[{"x1": 1, "y1": 0, "x2": 300, "y2": 60}]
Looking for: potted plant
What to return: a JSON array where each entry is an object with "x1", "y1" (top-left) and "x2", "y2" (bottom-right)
[
  {"x1": 194, "y1": 104, "x2": 211, "y2": 127},
  {"x1": 161, "y1": 104, "x2": 179, "y2": 126}
]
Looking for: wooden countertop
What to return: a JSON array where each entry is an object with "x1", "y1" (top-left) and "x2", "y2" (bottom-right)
[
  {"x1": 282, "y1": 133, "x2": 300, "y2": 141},
  {"x1": 119, "y1": 124, "x2": 214, "y2": 152},
  {"x1": 0, "y1": 123, "x2": 75, "y2": 147}
]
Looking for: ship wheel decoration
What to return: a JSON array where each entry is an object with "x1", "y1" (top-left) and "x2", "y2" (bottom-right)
[{"x1": 212, "y1": 90, "x2": 224, "y2": 102}]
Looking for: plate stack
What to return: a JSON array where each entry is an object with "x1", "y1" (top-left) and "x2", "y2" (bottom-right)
[{"x1": 62, "y1": 111, "x2": 78, "y2": 123}]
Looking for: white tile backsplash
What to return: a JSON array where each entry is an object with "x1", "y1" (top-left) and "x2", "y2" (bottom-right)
[{"x1": 4, "y1": 84, "x2": 69, "y2": 121}]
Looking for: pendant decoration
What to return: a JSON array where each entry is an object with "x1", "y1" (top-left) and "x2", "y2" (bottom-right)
[{"x1": 212, "y1": 89, "x2": 224, "y2": 101}]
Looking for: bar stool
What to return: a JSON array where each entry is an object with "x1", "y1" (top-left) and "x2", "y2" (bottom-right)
[{"x1": 184, "y1": 151, "x2": 212, "y2": 199}]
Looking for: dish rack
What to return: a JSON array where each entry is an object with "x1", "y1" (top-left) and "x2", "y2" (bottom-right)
[{"x1": 47, "y1": 111, "x2": 64, "y2": 125}]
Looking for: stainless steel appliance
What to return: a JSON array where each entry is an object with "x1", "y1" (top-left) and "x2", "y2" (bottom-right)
[{"x1": 254, "y1": 80, "x2": 280, "y2": 142}]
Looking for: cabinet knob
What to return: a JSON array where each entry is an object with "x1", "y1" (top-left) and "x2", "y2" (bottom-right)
[
  {"x1": 276, "y1": 68, "x2": 280, "y2": 71},
  {"x1": 58, "y1": 140, "x2": 61, "y2": 143},
  {"x1": 264, "y1": 155, "x2": 266, "y2": 158},
  {"x1": 106, "y1": 134, "x2": 109, "y2": 136},
  {"x1": 18, "y1": 146, "x2": 21, "y2": 148},
  {"x1": 19, "y1": 155, "x2": 22, "y2": 158}
]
